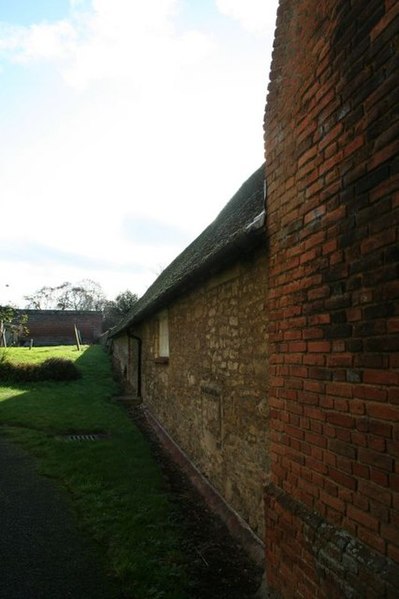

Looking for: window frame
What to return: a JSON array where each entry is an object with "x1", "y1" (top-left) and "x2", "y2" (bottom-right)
[{"x1": 157, "y1": 309, "x2": 169, "y2": 361}]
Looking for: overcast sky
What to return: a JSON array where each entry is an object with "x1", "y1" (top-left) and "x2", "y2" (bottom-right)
[{"x1": 0, "y1": 0, "x2": 279, "y2": 307}]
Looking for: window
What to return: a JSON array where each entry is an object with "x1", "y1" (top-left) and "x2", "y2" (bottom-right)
[{"x1": 158, "y1": 310, "x2": 169, "y2": 358}]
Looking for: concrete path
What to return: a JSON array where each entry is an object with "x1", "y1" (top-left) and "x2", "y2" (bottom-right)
[{"x1": 0, "y1": 436, "x2": 123, "y2": 599}]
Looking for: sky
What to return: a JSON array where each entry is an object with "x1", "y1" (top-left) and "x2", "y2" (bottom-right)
[{"x1": 0, "y1": 0, "x2": 279, "y2": 308}]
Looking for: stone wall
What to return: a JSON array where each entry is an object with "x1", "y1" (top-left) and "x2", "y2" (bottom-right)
[
  {"x1": 18, "y1": 310, "x2": 103, "y2": 345},
  {"x1": 264, "y1": 0, "x2": 399, "y2": 595},
  {"x1": 111, "y1": 332, "x2": 140, "y2": 395},
  {"x1": 118, "y1": 247, "x2": 269, "y2": 539},
  {"x1": 111, "y1": 332, "x2": 129, "y2": 380}
]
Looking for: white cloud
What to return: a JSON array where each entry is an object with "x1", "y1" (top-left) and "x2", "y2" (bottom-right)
[
  {"x1": 1, "y1": 0, "x2": 213, "y2": 90},
  {"x1": 0, "y1": 0, "x2": 279, "y2": 306},
  {"x1": 0, "y1": 21, "x2": 76, "y2": 62}
]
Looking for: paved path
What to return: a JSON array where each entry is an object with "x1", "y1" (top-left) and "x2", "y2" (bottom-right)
[{"x1": 0, "y1": 436, "x2": 123, "y2": 599}]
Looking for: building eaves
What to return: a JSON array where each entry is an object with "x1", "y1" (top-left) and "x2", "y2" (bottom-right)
[{"x1": 110, "y1": 164, "x2": 266, "y2": 338}]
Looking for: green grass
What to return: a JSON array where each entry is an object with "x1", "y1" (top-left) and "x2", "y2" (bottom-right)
[{"x1": 0, "y1": 346, "x2": 188, "y2": 598}]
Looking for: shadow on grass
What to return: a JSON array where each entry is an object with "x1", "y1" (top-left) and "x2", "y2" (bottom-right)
[
  {"x1": 0, "y1": 345, "x2": 188, "y2": 599},
  {"x1": 0, "y1": 435, "x2": 123, "y2": 599}
]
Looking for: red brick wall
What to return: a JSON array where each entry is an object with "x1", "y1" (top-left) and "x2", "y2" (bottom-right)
[
  {"x1": 264, "y1": 0, "x2": 399, "y2": 596},
  {"x1": 19, "y1": 310, "x2": 103, "y2": 345}
]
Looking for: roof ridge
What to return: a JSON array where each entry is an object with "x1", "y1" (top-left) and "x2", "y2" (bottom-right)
[{"x1": 110, "y1": 164, "x2": 266, "y2": 336}]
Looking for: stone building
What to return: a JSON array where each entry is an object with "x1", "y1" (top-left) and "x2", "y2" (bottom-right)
[
  {"x1": 111, "y1": 0, "x2": 399, "y2": 595},
  {"x1": 110, "y1": 165, "x2": 269, "y2": 554}
]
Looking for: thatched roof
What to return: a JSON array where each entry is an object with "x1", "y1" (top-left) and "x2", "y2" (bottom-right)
[{"x1": 111, "y1": 164, "x2": 266, "y2": 337}]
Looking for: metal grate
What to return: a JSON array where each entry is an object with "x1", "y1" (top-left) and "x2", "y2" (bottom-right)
[{"x1": 59, "y1": 433, "x2": 108, "y2": 442}]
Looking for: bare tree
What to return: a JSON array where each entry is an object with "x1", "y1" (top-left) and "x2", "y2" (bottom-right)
[{"x1": 25, "y1": 280, "x2": 106, "y2": 311}]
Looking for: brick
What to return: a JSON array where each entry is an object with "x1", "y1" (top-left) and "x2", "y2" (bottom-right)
[
  {"x1": 347, "y1": 505, "x2": 379, "y2": 531},
  {"x1": 326, "y1": 382, "x2": 353, "y2": 398},
  {"x1": 364, "y1": 303, "x2": 396, "y2": 319},
  {"x1": 370, "y1": 468, "x2": 389, "y2": 487},
  {"x1": 346, "y1": 308, "x2": 362, "y2": 322},
  {"x1": 383, "y1": 280, "x2": 399, "y2": 300},
  {"x1": 370, "y1": 173, "x2": 399, "y2": 205},
  {"x1": 359, "y1": 479, "x2": 392, "y2": 507},
  {"x1": 387, "y1": 543, "x2": 399, "y2": 563},
  {"x1": 369, "y1": 499, "x2": 390, "y2": 525},
  {"x1": 308, "y1": 313, "x2": 331, "y2": 325},
  {"x1": 326, "y1": 412, "x2": 356, "y2": 428},
  {"x1": 329, "y1": 439, "x2": 357, "y2": 459},
  {"x1": 358, "y1": 448, "x2": 394, "y2": 472},
  {"x1": 298, "y1": 145, "x2": 319, "y2": 169},
  {"x1": 305, "y1": 432, "x2": 327, "y2": 448},
  {"x1": 387, "y1": 319, "x2": 399, "y2": 333},
  {"x1": 381, "y1": 524, "x2": 399, "y2": 547},
  {"x1": 353, "y1": 386, "x2": 387, "y2": 402},
  {"x1": 349, "y1": 399, "x2": 365, "y2": 415},
  {"x1": 363, "y1": 370, "x2": 399, "y2": 385},
  {"x1": 357, "y1": 525, "x2": 387, "y2": 554},
  {"x1": 343, "y1": 134, "x2": 364, "y2": 158},
  {"x1": 361, "y1": 229, "x2": 396, "y2": 254},
  {"x1": 335, "y1": 425, "x2": 352, "y2": 441},
  {"x1": 328, "y1": 468, "x2": 357, "y2": 490},
  {"x1": 307, "y1": 341, "x2": 331, "y2": 352},
  {"x1": 327, "y1": 354, "x2": 353, "y2": 367},
  {"x1": 319, "y1": 490, "x2": 345, "y2": 513},
  {"x1": 353, "y1": 462, "x2": 369, "y2": 480},
  {"x1": 391, "y1": 474, "x2": 399, "y2": 492},
  {"x1": 355, "y1": 354, "x2": 389, "y2": 369},
  {"x1": 388, "y1": 387, "x2": 399, "y2": 403},
  {"x1": 367, "y1": 404, "x2": 399, "y2": 422},
  {"x1": 334, "y1": 398, "x2": 349, "y2": 412},
  {"x1": 369, "y1": 420, "x2": 393, "y2": 438},
  {"x1": 370, "y1": 1, "x2": 399, "y2": 41},
  {"x1": 366, "y1": 335, "x2": 399, "y2": 353},
  {"x1": 263, "y1": 0, "x2": 399, "y2": 593},
  {"x1": 303, "y1": 407, "x2": 325, "y2": 421}
]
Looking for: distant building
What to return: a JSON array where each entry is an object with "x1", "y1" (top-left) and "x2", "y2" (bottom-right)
[{"x1": 16, "y1": 309, "x2": 103, "y2": 346}]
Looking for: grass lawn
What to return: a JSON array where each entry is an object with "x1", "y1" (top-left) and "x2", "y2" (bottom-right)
[{"x1": 0, "y1": 345, "x2": 188, "y2": 599}]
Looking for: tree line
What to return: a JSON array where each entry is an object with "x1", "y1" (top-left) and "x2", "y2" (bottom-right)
[{"x1": 1, "y1": 279, "x2": 138, "y2": 333}]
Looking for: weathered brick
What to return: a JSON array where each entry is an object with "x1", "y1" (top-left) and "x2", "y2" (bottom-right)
[
  {"x1": 358, "y1": 448, "x2": 394, "y2": 472},
  {"x1": 347, "y1": 505, "x2": 379, "y2": 531},
  {"x1": 263, "y1": 0, "x2": 399, "y2": 594},
  {"x1": 329, "y1": 468, "x2": 357, "y2": 490},
  {"x1": 326, "y1": 412, "x2": 356, "y2": 428},
  {"x1": 329, "y1": 439, "x2": 357, "y2": 459},
  {"x1": 367, "y1": 404, "x2": 399, "y2": 422},
  {"x1": 353, "y1": 385, "x2": 387, "y2": 402},
  {"x1": 363, "y1": 370, "x2": 399, "y2": 385}
]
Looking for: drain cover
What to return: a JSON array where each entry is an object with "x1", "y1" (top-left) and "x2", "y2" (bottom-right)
[{"x1": 59, "y1": 433, "x2": 109, "y2": 441}]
